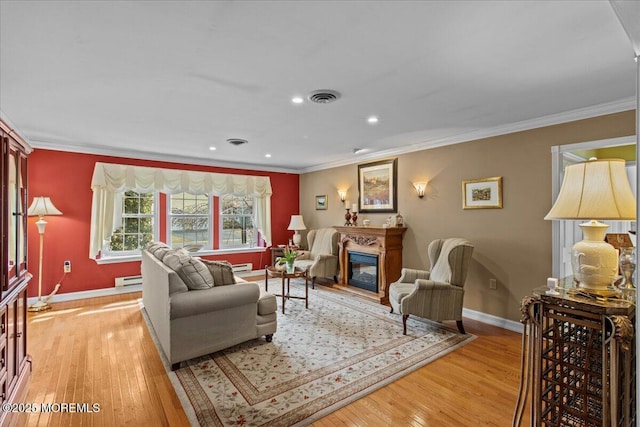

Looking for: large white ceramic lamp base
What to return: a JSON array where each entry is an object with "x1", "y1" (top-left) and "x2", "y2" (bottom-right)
[
  {"x1": 571, "y1": 220, "x2": 619, "y2": 296},
  {"x1": 292, "y1": 231, "x2": 302, "y2": 246}
]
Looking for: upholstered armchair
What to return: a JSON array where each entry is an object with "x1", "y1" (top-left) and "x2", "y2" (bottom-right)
[
  {"x1": 389, "y1": 238, "x2": 474, "y2": 335},
  {"x1": 293, "y1": 228, "x2": 339, "y2": 288}
]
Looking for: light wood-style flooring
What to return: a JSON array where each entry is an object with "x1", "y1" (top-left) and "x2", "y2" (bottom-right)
[{"x1": 12, "y1": 288, "x2": 528, "y2": 426}]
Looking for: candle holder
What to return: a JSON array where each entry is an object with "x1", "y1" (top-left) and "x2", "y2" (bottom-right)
[
  {"x1": 619, "y1": 247, "x2": 636, "y2": 290},
  {"x1": 344, "y1": 208, "x2": 352, "y2": 226},
  {"x1": 351, "y1": 211, "x2": 358, "y2": 226}
]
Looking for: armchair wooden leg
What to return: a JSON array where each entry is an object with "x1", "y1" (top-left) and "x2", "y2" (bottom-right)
[
  {"x1": 390, "y1": 306, "x2": 394, "y2": 313},
  {"x1": 312, "y1": 277, "x2": 316, "y2": 289},
  {"x1": 456, "y1": 320, "x2": 466, "y2": 334},
  {"x1": 333, "y1": 275, "x2": 338, "y2": 283},
  {"x1": 265, "y1": 334, "x2": 273, "y2": 342},
  {"x1": 402, "y1": 314, "x2": 409, "y2": 335},
  {"x1": 171, "y1": 362, "x2": 181, "y2": 371}
]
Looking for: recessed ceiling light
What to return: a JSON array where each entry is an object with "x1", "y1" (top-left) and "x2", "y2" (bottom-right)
[
  {"x1": 367, "y1": 116, "x2": 379, "y2": 124},
  {"x1": 265, "y1": 153, "x2": 272, "y2": 158},
  {"x1": 209, "y1": 146, "x2": 217, "y2": 151},
  {"x1": 292, "y1": 96, "x2": 304, "y2": 104}
]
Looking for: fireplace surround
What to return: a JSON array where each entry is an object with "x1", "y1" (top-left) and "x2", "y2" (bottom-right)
[{"x1": 334, "y1": 226, "x2": 407, "y2": 304}]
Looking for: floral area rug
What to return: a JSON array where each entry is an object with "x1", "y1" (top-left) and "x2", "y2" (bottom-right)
[{"x1": 171, "y1": 279, "x2": 476, "y2": 426}]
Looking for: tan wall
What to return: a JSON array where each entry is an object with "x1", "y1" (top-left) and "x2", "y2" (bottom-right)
[{"x1": 299, "y1": 110, "x2": 636, "y2": 321}]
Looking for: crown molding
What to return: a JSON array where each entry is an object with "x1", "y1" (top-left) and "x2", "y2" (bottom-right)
[
  {"x1": 301, "y1": 97, "x2": 636, "y2": 173},
  {"x1": 26, "y1": 97, "x2": 635, "y2": 175},
  {"x1": 29, "y1": 140, "x2": 301, "y2": 174}
]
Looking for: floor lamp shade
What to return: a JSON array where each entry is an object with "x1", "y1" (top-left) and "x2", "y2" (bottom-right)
[
  {"x1": 287, "y1": 215, "x2": 306, "y2": 246},
  {"x1": 545, "y1": 158, "x2": 636, "y2": 293},
  {"x1": 27, "y1": 197, "x2": 62, "y2": 312}
]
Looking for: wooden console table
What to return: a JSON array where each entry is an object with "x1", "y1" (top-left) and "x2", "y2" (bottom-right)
[
  {"x1": 513, "y1": 281, "x2": 636, "y2": 426},
  {"x1": 334, "y1": 226, "x2": 407, "y2": 305}
]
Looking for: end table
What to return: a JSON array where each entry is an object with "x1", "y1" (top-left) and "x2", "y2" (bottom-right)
[{"x1": 264, "y1": 266, "x2": 309, "y2": 314}]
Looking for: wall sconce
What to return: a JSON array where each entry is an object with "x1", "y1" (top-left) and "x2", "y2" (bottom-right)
[
  {"x1": 413, "y1": 182, "x2": 428, "y2": 198},
  {"x1": 338, "y1": 190, "x2": 347, "y2": 203}
]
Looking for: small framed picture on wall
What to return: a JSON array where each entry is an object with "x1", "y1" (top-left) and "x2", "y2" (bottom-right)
[
  {"x1": 315, "y1": 195, "x2": 327, "y2": 210},
  {"x1": 462, "y1": 176, "x2": 503, "y2": 209}
]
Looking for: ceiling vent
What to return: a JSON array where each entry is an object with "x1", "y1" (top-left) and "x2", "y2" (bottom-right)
[
  {"x1": 308, "y1": 89, "x2": 341, "y2": 104},
  {"x1": 227, "y1": 138, "x2": 248, "y2": 146}
]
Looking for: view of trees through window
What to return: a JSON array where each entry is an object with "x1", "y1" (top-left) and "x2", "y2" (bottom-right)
[
  {"x1": 221, "y1": 194, "x2": 255, "y2": 248},
  {"x1": 169, "y1": 193, "x2": 210, "y2": 248},
  {"x1": 109, "y1": 191, "x2": 154, "y2": 252},
  {"x1": 107, "y1": 191, "x2": 257, "y2": 255}
]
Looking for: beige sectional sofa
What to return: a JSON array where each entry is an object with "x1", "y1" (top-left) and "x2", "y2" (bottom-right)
[{"x1": 141, "y1": 242, "x2": 277, "y2": 370}]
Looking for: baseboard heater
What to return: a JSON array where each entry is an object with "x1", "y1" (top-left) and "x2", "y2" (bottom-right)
[
  {"x1": 231, "y1": 263, "x2": 253, "y2": 273},
  {"x1": 114, "y1": 275, "x2": 143, "y2": 287}
]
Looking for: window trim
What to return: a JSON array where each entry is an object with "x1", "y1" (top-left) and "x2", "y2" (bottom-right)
[
  {"x1": 166, "y1": 192, "x2": 212, "y2": 250},
  {"x1": 95, "y1": 246, "x2": 267, "y2": 264},
  {"x1": 219, "y1": 194, "x2": 258, "y2": 249},
  {"x1": 101, "y1": 192, "x2": 159, "y2": 258}
]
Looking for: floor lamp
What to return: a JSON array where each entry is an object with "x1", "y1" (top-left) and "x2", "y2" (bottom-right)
[{"x1": 27, "y1": 196, "x2": 62, "y2": 312}]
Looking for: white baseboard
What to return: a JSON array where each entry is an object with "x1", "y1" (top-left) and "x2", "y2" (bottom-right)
[
  {"x1": 463, "y1": 307, "x2": 523, "y2": 333},
  {"x1": 29, "y1": 284, "x2": 524, "y2": 333},
  {"x1": 27, "y1": 284, "x2": 142, "y2": 305}
]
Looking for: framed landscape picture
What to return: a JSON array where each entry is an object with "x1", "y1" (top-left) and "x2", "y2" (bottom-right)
[
  {"x1": 358, "y1": 158, "x2": 397, "y2": 213},
  {"x1": 315, "y1": 195, "x2": 327, "y2": 210},
  {"x1": 462, "y1": 176, "x2": 503, "y2": 209}
]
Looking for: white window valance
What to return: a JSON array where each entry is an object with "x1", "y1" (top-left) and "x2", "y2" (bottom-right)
[{"x1": 89, "y1": 162, "x2": 272, "y2": 259}]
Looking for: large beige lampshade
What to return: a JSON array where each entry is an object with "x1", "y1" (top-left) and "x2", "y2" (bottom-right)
[
  {"x1": 287, "y1": 215, "x2": 306, "y2": 246},
  {"x1": 545, "y1": 158, "x2": 636, "y2": 293}
]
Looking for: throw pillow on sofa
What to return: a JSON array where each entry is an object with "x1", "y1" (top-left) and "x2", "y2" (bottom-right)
[
  {"x1": 202, "y1": 260, "x2": 236, "y2": 286},
  {"x1": 145, "y1": 241, "x2": 173, "y2": 261},
  {"x1": 163, "y1": 248, "x2": 214, "y2": 290}
]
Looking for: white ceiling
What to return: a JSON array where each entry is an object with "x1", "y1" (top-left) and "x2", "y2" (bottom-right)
[{"x1": 0, "y1": 1, "x2": 637, "y2": 173}]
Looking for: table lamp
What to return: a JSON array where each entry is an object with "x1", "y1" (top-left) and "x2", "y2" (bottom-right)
[
  {"x1": 544, "y1": 158, "x2": 636, "y2": 295},
  {"x1": 27, "y1": 196, "x2": 63, "y2": 312},
  {"x1": 287, "y1": 215, "x2": 306, "y2": 246}
]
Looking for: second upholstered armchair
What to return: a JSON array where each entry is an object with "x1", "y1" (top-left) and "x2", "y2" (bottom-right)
[
  {"x1": 388, "y1": 238, "x2": 474, "y2": 334},
  {"x1": 293, "y1": 228, "x2": 340, "y2": 288}
]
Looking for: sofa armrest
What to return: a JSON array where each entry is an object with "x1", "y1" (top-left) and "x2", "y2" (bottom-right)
[{"x1": 170, "y1": 282, "x2": 260, "y2": 320}]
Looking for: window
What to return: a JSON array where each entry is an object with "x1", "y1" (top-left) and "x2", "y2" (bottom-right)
[
  {"x1": 109, "y1": 191, "x2": 156, "y2": 253},
  {"x1": 220, "y1": 194, "x2": 256, "y2": 248},
  {"x1": 168, "y1": 192, "x2": 210, "y2": 249}
]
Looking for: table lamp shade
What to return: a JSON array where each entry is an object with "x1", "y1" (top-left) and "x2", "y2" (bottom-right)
[
  {"x1": 28, "y1": 197, "x2": 63, "y2": 217},
  {"x1": 545, "y1": 159, "x2": 636, "y2": 220},
  {"x1": 545, "y1": 158, "x2": 637, "y2": 293},
  {"x1": 287, "y1": 215, "x2": 306, "y2": 231}
]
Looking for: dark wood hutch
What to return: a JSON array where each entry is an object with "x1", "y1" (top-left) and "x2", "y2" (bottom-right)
[
  {"x1": 334, "y1": 226, "x2": 407, "y2": 305},
  {"x1": 0, "y1": 118, "x2": 32, "y2": 425}
]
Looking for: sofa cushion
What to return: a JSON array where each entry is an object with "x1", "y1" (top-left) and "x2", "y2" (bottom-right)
[
  {"x1": 146, "y1": 241, "x2": 171, "y2": 260},
  {"x1": 170, "y1": 282, "x2": 261, "y2": 319},
  {"x1": 202, "y1": 260, "x2": 236, "y2": 286},
  {"x1": 163, "y1": 249, "x2": 214, "y2": 290}
]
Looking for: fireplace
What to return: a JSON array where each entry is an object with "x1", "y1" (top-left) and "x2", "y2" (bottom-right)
[
  {"x1": 348, "y1": 251, "x2": 378, "y2": 293},
  {"x1": 335, "y1": 225, "x2": 406, "y2": 305}
]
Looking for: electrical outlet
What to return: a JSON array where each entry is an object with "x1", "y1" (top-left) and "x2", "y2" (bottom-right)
[
  {"x1": 64, "y1": 260, "x2": 71, "y2": 273},
  {"x1": 489, "y1": 278, "x2": 497, "y2": 290}
]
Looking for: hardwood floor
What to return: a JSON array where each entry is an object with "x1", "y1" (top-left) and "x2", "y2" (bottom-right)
[{"x1": 12, "y1": 290, "x2": 528, "y2": 426}]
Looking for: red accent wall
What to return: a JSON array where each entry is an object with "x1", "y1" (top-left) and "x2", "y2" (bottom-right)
[{"x1": 27, "y1": 149, "x2": 299, "y2": 297}]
